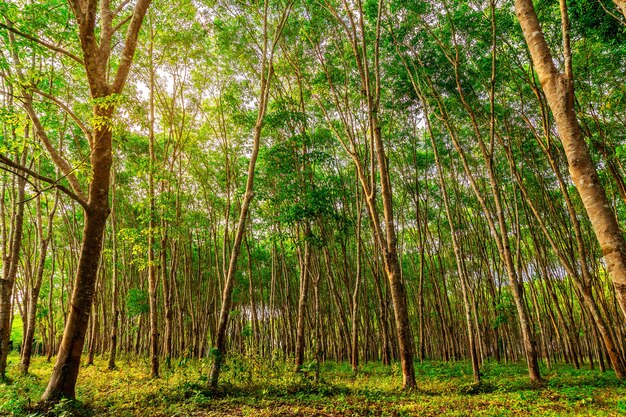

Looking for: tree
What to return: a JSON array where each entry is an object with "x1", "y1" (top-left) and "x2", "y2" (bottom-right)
[
  {"x1": 0, "y1": 0, "x2": 153, "y2": 401},
  {"x1": 515, "y1": 0, "x2": 626, "y2": 328},
  {"x1": 207, "y1": 0, "x2": 293, "y2": 389}
]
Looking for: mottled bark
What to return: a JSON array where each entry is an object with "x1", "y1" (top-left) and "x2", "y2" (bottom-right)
[
  {"x1": 515, "y1": 0, "x2": 626, "y2": 323},
  {"x1": 42, "y1": 108, "x2": 113, "y2": 401}
]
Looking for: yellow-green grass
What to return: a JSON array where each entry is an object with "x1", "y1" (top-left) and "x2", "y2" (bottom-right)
[{"x1": 1, "y1": 353, "x2": 625, "y2": 416}]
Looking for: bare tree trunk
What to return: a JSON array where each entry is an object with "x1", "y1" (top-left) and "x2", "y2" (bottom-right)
[
  {"x1": 161, "y1": 228, "x2": 173, "y2": 367},
  {"x1": 147, "y1": 20, "x2": 159, "y2": 378},
  {"x1": 245, "y1": 235, "x2": 260, "y2": 354},
  {"x1": 351, "y1": 189, "x2": 362, "y2": 372},
  {"x1": 0, "y1": 151, "x2": 27, "y2": 378},
  {"x1": 21, "y1": 191, "x2": 58, "y2": 374},
  {"x1": 294, "y1": 237, "x2": 311, "y2": 371},
  {"x1": 207, "y1": 2, "x2": 291, "y2": 388},
  {"x1": 426, "y1": 117, "x2": 480, "y2": 383},
  {"x1": 515, "y1": 0, "x2": 626, "y2": 323},
  {"x1": 313, "y1": 260, "x2": 321, "y2": 383},
  {"x1": 41, "y1": 0, "x2": 152, "y2": 400},
  {"x1": 108, "y1": 177, "x2": 119, "y2": 370},
  {"x1": 42, "y1": 179, "x2": 110, "y2": 400},
  {"x1": 46, "y1": 253, "x2": 55, "y2": 362}
]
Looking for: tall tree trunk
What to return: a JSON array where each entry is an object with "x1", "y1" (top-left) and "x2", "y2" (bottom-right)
[
  {"x1": 0, "y1": 152, "x2": 27, "y2": 378},
  {"x1": 21, "y1": 191, "x2": 58, "y2": 374},
  {"x1": 313, "y1": 260, "x2": 321, "y2": 383},
  {"x1": 515, "y1": 0, "x2": 626, "y2": 322},
  {"x1": 147, "y1": 20, "x2": 159, "y2": 378},
  {"x1": 351, "y1": 189, "x2": 362, "y2": 372},
  {"x1": 42, "y1": 111, "x2": 112, "y2": 400},
  {"x1": 108, "y1": 177, "x2": 119, "y2": 370},
  {"x1": 46, "y1": 253, "x2": 55, "y2": 362},
  {"x1": 426, "y1": 117, "x2": 480, "y2": 383},
  {"x1": 245, "y1": 235, "x2": 260, "y2": 354},
  {"x1": 161, "y1": 227, "x2": 173, "y2": 367},
  {"x1": 42, "y1": 0, "x2": 152, "y2": 401},
  {"x1": 294, "y1": 235, "x2": 311, "y2": 372},
  {"x1": 207, "y1": 2, "x2": 291, "y2": 388}
]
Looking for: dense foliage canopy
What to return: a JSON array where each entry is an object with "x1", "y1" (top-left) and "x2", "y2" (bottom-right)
[{"x1": 0, "y1": 0, "x2": 626, "y2": 413}]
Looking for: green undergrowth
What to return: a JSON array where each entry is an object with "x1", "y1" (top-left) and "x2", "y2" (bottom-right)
[{"x1": 1, "y1": 353, "x2": 625, "y2": 416}]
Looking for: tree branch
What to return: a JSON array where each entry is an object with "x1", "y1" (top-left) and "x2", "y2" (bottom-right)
[
  {"x1": 112, "y1": 0, "x2": 153, "y2": 93},
  {"x1": 111, "y1": 13, "x2": 133, "y2": 35},
  {"x1": 113, "y1": 0, "x2": 133, "y2": 17},
  {"x1": 0, "y1": 21, "x2": 84, "y2": 65},
  {"x1": 21, "y1": 98, "x2": 88, "y2": 202},
  {"x1": 0, "y1": 154, "x2": 88, "y2": 209},
  {"x1": 30, "y1": 87, "x2": 94, "y2": 146}
]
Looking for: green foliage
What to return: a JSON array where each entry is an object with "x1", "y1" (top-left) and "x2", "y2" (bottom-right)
[
  {"x1": 125, "y1": 288, "x2": 149, "y2": 318},
  {"x1": 4, "y1": 354, "x2": 626, "y2": 416},
  {"x1": 10, "y1": 315, "x2": 23, "y2": 348}
]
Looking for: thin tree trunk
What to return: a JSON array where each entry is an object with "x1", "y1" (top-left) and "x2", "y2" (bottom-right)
[
  {"x1": 207, "y1": 2, "x2": 291, "y2": 388},
  {"x1": 351, "y1": 188, "x2": 362, "y2": 372},
  {"x1": 426, "y1": 116, "x2": 480, "y2": 382},
  {"x1": 0, "y1": 151, "x2": 27, "y2": 378},
  {"x1": 147, "y1": 20, "x2": 159, "y2": 378},
  {"x1": 294, "y1": 237, "x2": 310, "y2": 371},
  {"x1": 108, "y1": 177, "x2": 119, "y2": 370}
]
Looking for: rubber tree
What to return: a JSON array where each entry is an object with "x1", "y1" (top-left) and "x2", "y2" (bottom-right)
[
  {"x1": 307, "y1": 0, "x2": 417, "y2": 389},
  {"x1": 0, "y1": 0, "x2": 153, "y2": 401},
  {"x1": 19, "y1": 190, "x2": 59, "y2": 374},
  {"x1": 515, "y1": 0, "x2": 626, "y2": 325},
  {"x1": 0, "y1": 151, "x2": 27, "y2": 379},
  {"x1": 207, "y1": 0, "x2": 293, "y2": 389}
]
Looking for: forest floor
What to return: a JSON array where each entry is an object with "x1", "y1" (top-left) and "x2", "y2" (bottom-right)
[{"x1": 1, "y1": 353, "x2": 625, "y2": 416}]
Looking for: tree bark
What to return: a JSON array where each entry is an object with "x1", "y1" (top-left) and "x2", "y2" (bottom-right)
[
  {"x1": 0, "y1": 153, "x2": 27, "y2": 378},
  {"x1": 20, "y1": 191, "x2": 58, "y2": 374},
  {"x1": 41, "y1": 0, "x2": 152, "y2": 401},
  {"x1": 42, "y1": 113, "x2": 112, "y2": 400},
  {"x1": 515, "y1": 0, "x2": 626, "y2": 322}
]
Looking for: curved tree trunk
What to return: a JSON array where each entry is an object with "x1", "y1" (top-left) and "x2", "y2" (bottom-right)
[
  {"x1": 41, "y1": 0, "x2": 152, "y2": 401},
  {"x1": 42, "y1": 111, "x2": 113, "y2": 400},
  {"x1": 515, "y1": 0, "x2": 626, "y2": 323},
  {"x1": 207, "y1": 3, "x2": 291, "y2": 386}
]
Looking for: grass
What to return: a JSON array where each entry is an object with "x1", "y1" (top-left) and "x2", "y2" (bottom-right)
[
  {"x1": 1, "y1": 353, "x2": 625, "y2": 416},
  {"x1": 10, "y1": 316, "x2": 23, "y2": 349}
]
